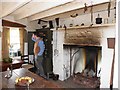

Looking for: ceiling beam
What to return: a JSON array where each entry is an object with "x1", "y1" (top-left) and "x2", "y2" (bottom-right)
[
  {"x1": 1, "y1": 0, "x2": 32, "y2": 18},
  {"x1": 2, "y1": 19, "x2": 26, "y2": 27},
  {"x1": 27, "y1": 1, "x2": 111, "y2": 21},
  {"x1": 15, "y1": 1, "x2": 84, "y2": 20},
  {"x1": 13, "y1": 0, "x2": 74, "y2": 20}
]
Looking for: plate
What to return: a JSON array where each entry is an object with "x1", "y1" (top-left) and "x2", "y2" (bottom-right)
[{"x1": 15, "y1": 76, "x2": 34, "y2": 86}]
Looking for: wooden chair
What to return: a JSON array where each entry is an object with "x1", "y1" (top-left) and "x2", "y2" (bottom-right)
[
  {"x1": 21, "y1": 55, "x2": 34, "y2": 70},
  {"x1": 21, "y1": 55, "x2": 29, "y2": 64}
]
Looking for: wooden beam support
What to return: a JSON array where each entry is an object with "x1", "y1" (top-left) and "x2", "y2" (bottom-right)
[
  {"x1": 13, "y1": 0, "x2": 74, "y2": 20},
  {"x1": 2, "y1": 19, "x2": 26, "y2": 27}
]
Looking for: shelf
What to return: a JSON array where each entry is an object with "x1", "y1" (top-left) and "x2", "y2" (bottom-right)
[
  {"x1": 51, "y1": 23, "x2": 115, "y2": 31},
  {"x1": 63, "y1": 43, "x2": 101, "y2": 47}
]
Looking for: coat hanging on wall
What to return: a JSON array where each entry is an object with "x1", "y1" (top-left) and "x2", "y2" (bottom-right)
[
  {"x1": 49, "y1": 21, "x2": 54, "y2": 29},
  {"x1": 84, "y1": 3, "x2": 88, "y2": 13},
  {"x1": 90, "y1": 3, "x2": 93, "y2": 26},
  {"x1": 55, "y1": 18, "x2": 59, "y2": 28}
]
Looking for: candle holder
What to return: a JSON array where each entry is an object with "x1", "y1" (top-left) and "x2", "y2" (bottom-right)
[{"x1": 5, "y1": 64, "x2": 13, "y2": 79}]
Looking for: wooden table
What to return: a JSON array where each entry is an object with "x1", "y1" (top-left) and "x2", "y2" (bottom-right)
[
  {"x1": 0, "y1": 68, "x2": 60, "y2": 89},
  {"x1": 0, "y1": 59, "x2": 24, "y2": 72}
]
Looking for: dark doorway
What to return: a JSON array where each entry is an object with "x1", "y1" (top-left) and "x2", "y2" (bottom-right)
[{"x1": 28, "y1": 32, "x2": 35, "y2": 55}]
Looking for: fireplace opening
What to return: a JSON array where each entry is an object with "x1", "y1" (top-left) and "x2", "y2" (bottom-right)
[
  {"x1": 63, "y1": 45, "x2": 101, "y2": 88},
  {"x1": 73, "y1": 46, "x2": 101, "y2": 88},
  {"x1": 83, "y1": 46, "x2": 100, "y2": 77}
]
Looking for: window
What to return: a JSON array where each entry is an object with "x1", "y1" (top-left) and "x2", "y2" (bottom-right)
[{"x1": 9, "y1": 28, "x2": 20, "y2": 57}]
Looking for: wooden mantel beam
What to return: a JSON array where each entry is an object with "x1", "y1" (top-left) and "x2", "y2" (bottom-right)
[{"x1": 2, "y1": 19, "x2": 26, "y2": 27}]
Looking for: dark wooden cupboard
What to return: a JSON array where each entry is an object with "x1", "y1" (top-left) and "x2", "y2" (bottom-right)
[{"x1": 36, "y1": 28, "x2": 53, "y2": 74}]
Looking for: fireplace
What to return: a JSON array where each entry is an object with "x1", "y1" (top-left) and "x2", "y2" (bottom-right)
[
  {"x1": 63, "y1": 45, "x2": 101, "y2": 88},
  {"x1": 52, "y1": 25, "x2": 116, "y2": 88},
  {"x1": 63, "y1": 45, "x2": 102, "y2": 77},
  {"x1": 63, "y1": 27, "x2": 102, "y2": 77},
  {"x1": 71, "y1": 46, "x2": 101, "y2": 88}
]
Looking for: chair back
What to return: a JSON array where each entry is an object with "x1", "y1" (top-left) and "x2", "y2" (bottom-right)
[{"x1": 21, "y1": 55, "x2": 29, "y2": 64}]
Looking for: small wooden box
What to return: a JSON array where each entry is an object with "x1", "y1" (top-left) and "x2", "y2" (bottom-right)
[{"x1": 107, "y1": 38, "x2": 115, "y2": 49}]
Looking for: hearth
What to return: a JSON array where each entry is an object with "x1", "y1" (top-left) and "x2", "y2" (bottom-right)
[
  {"x1": 73, "y1": 72, "x2": 100, "y2": 88},
  {"x1": 69, "y1": 46, "x2": 101, "y2": 88}
]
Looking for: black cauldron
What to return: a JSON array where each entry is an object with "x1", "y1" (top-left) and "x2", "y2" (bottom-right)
[
  {"x1": 96, "y1": 14, "x2": 102, "y2": 24},
  {"x1": 96, "y1": 18, "x2": 102, "y2": 24}
]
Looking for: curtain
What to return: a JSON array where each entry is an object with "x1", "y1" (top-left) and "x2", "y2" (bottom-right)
[
  {"x1": 2, "y1": 27, "x2": 10, "y2": 59},
  {"x1": 19, "y1": 28, "x2": 25, "y2": 55}
]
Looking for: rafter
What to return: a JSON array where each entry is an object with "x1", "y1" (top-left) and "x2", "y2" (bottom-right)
[
  {"x1": 13, "y1": 0, "x2": 74, "y2": 20},
  {"x1": 1, "y1": 0, "x2": 32, "y2": 18}
]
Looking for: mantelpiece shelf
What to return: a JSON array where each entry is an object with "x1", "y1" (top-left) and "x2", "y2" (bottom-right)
[
  {"x1": 51, "y1": 23, "x2": 115, "y2": 31},
  {"x1": 63, "y1": 43, "x2": 101, "y2": 47}
]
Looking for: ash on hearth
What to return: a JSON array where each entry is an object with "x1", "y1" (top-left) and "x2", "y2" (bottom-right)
[
  {"x1": 73, "y1": 73, "x2": 100, "y2": 88},
  {"x1": 82, "y1": 68, "x2": 95, "y2": 77}
]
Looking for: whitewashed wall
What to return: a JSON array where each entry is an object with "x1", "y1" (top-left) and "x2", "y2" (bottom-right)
[
  {"x1": 115, "y1": 1, "x2": 119, "y2": 89},
  {"x1": 52, "y1": 30, "x2": 65, "y2": 80},
  {"x1": 63, "y1": 47, "x2": 71, "y2": 79},
  {"x1": 100, "y1": 26, "x2": 116, "y2": 88},
  {"x1": 52, "y1": 9, "x2": 115, "y2": 29},
  {"x1": 63, "y1": 47, "x2": 85, "y2": 78},
  {"x1": 71, "y1": 48, "x2": 84, "y2": 75},
  {"x1": 63, "y1": 47, "x2": 84, "y2": 79}
]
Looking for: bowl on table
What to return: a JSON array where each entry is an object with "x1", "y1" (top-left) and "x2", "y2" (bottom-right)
[{"x1": 15, "y1": 76, "x2": 34, "y2": 86}]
